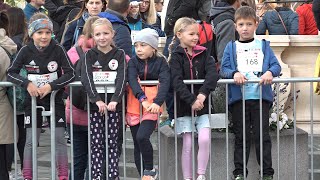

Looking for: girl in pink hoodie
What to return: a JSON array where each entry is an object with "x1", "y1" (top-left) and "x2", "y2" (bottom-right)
[{"x1": 65, "y1": 16, "x2": 98, "y2": 180}]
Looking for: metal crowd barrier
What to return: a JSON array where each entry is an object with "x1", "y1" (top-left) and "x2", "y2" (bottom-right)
[{"x1": 1, "y1": 77, "x2": 320, "y2": 180}]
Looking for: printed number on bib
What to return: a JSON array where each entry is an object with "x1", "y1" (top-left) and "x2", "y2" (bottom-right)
[
  {"x1": 28, "y1": 72, "x2": 58, "y2": 88},
  {"x1": 237, "y1": 49, "x2": 263, "y2": 72},
  {"x1": 93, "y1": 71, "x2": 117, "y2": 93}
]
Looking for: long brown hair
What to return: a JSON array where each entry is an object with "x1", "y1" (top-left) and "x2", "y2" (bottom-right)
[{"x1": 6, "y1": 7, "x2": 27, "y2": 38}]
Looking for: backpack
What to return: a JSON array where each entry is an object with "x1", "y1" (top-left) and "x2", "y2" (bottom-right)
[
  {"x1": 3, "y1": 47, "x2": 28, "y2": 112},
  {"x1": 71, "y1": 46, "x2": 88, "y2": 110},
  {"x1": 197, "y1": 21, "x2": 215, "y2": 59}
]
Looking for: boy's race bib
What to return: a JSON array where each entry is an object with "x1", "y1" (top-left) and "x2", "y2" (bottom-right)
[
  {"x1": 237, "y1": 49, "x2": 264, "y2": 72},
  {"x1": 93, "y1": 71, "x2": 117, "y2": 93},
  {"x1": 28, "y1": 72, "x2": 58, "y2": 88}
]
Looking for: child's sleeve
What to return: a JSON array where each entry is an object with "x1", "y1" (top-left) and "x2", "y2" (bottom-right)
[
  {"x1": 199, "y1": 55, "x2": 219, "y2": 96},
  {"x1": 49, "y1": 46, "x2": 75, "y2": 90},
  {"x1": 81, "y1": 51, "x2": 101, "y2": 103},
  {"x1": 127, "y1": 58, "x2": 145, "y2": 101},
  {"x1": 170, "y1": 54, "x2": 196, "y2": 106},
  {"x1": 7, "y1": 47, "x2": 30, "y2": 88},
  {"x1": 266, "y1": 45, "x2": 281, "y2": 77},
  {"x1": 153, "y1": 57, "x2": 170, "y2": 106},
  {"x1": 220, "y1": 42, "x2": 237, "y2": 79},
  {"x1": 111, "y1": 50, "x2": 127, "y2": 103}
]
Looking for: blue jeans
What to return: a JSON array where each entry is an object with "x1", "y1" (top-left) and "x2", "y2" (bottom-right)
[{"x1": 68, "y1": 124, "x2": 89, "y2": 180}]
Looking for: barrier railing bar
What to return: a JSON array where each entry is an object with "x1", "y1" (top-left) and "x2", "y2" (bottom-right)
[
  {"x1": 208, "y1": 93, "x2": 212, "y2": 180},
  {"x1": 276, "y1": 83, "x2": 280, "y2": 180},
  {"x1": 13, "y1": 86, "x2": 18, "y2": 179},
  {"x1": 174, "y1": 91, "x2": 178, "y2": 180},
  {"x1": 310, "y1": 82, "x2": 314, "y2": 180},
  {"x1": 70, "y1": 86, "x2": 74, "y2": 180},
  {"x1": 259, "y1": 85, "x2": 263, "y2": 179},
  {"x1": 225, "y1": 84, "x2": 229, "y2": 179},
  {"x1": 87, "y1": 94, "x2": 92, "y2": 180},
  {"x1": 293, "y1": 83, "x2": 297, "y2": 180},
  {"x1": 242, "y1": 85, "x2": 246, "y2": 180},
  {"x1": 105, "y1": 88, "x2": 109, "y2": 180},
  {"x1": 50, "y1": 91, "x2": 58, "y2": 180},
  {"x1": 122, "y1": 95, "x2": 127, "y2": 179},
  {"x1": 191, "y1": 84, "x2": 196, "y2": 180},
  {"x1": 31, "y1": 96, "x2": 38, "y2": 179}
]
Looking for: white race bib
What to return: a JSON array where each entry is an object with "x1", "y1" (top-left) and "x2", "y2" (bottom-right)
[
  {"x1": 28, "y1": 72, "x2": 58, "y2": 88},
  {"x1": 237, "y1": 49, "x2": 264, "y2": 72},
  {"x1": 93, "y1": 71, "x2": 117, "y2": 93}
]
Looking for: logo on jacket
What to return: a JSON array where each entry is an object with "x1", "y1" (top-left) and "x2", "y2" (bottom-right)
[
  {"x1": 25, "y1": 60, "x2": 39, "y2": 73},
  {"x1": 47, "y1": 61, "x2": 58, "y2": 72},
  {"x1": 109, "y1": 59, "x2": 118, "y2": 70},
  {"x1": 94, "y1": 61, "x2": 100, "y2": 66}
]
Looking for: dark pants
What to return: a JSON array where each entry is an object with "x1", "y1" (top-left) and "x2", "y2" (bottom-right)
[
  {"x1": 231, "y1": 100, "x2": 274, "y2": 176},
  {"x1": 90, "y1": 111, "x2": 120, "y2": 179},
  {"x1": 68, "y1": 124, "x2": 88, "y2": 180},
  {"x1": 130, "y1": 120, "x2": 157, "y2": 175},
  {"x1": 7, "y1": 114, "x2": 26, "y2": 171},
  {"x1": 165, "y1": 87, "x2": 174, "y2": 120},
  {"x1": 0, "y1": 145, "x2": 9, "y2": 180}
]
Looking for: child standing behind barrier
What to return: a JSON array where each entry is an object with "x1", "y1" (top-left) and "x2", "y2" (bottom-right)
[
  {"x1": 169, "y1": 17, "x2": 218, "y2": 180},
  {"x1": 7, "y1": 13, "x2": 75, "y2": 180},
  {"x1": 220, "y1": 6, "x2": 281, "y2": 180},
  {"x1": 126, "y1": 28, "x2": 170, "y2": 180},
  {"x1": 80, "y1": 18, "x2": 126, "y2": 180}
]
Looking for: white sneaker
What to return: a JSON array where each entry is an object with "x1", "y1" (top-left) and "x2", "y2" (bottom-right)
[{"x1": 197, "y1": 175, "x2": 206, "y2": 180}]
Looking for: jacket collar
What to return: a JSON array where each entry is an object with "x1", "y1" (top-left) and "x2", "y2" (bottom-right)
[{"x1": 174, "y1": 45, "x2": 206, "y2": 59}]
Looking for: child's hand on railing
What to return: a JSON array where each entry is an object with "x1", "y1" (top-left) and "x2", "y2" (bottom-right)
[
  {"x1": 233, "y1": 72, "x2": 247, "y2": 85},
  {"x1": 38, "y1": 84, "x2": 52, "y2": 99},
  {"x1": 260, "y1": 71, "x2": 273, "y2": 85},
  {"x1": 197, "y1": 93, "x2": 206, "y2": 105},
  {"x1": 96, "y1": 100, "x2": 107, "y2": 114},
  {"x1": 27, "y1": 82, "x2": 39, "y2": 97},
  {"x1": 107, "y1": 101, "x2": 118, "y2": 112},
  {"x1": 192, "y1": 99, "x2": 204, "y2": 111},
  {"x1": 142, "y1": 100, "x2": 152, "y2": 110},
  {"x1": 147, "y1": 103, "x2": 160, "y2": 113}
]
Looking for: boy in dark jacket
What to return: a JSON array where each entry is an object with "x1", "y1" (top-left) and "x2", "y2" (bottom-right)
[{"x1": 220, "y1": 6, "x2": 281, "y2": 180}]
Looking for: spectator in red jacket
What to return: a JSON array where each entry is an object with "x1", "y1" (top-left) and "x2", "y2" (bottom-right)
[{"x1": 296, "y1": 3, "x2": 318, "y2": 35}]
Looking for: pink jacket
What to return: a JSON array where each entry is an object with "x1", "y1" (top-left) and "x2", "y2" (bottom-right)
[{"x1": 65, "y1": 36, "x2": 95, "y2": 126}]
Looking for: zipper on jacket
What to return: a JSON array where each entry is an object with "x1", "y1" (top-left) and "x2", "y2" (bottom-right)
[
  {"x1": 184, "y1": 49, "x2": 194, "y2": 79},
  {"x1": 144, "y1": 61, "x2": 148, "y2": 80}
]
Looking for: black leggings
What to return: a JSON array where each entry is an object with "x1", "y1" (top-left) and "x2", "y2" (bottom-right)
[
  {"x1": 0, "y1": 145, "x2": 9, "y2": 180},
  {"x1": 6, "y1": 114, "x2": 26, "y2": 171},
  {"x1": 130, "y1": 120, "x2": 157, "y2": 175}
]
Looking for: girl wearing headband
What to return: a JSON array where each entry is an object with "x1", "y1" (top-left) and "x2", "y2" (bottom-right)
[{"x1": 7, "y1": 12, "x2": 75, "y2": 180}]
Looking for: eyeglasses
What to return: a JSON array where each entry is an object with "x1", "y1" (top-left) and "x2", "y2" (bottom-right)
[{"x1": 141, "y1": 1, "x2": 150, "y2": 5}]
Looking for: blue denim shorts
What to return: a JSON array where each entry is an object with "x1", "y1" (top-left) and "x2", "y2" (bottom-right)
[{"x1": 175, "y1": 114, "x2": 211, "y2": 134}]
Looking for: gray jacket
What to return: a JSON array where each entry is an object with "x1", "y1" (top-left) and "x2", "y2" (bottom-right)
[
  {"x1": 210, "y1": 1, "x2": 236, "y2": 63},
  {"x1": 257, "y1": 7, "x2": 299, "y2": 35}
]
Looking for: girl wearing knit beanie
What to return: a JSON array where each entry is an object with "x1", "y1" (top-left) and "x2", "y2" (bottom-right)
[{"x1": 127, "y1": 28, "x2": 170, "y2": 180}]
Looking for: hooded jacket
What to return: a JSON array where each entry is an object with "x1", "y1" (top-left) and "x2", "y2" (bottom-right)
[
  {"x1": 99, "y1": 10, "x2": 133, "y2": 57},
  {"x1": 170, "y1": 45, "x2": 218, "y2": 117},
  {"x1": 0, "y1": 29, "x2": 16, "y2": 144},
  {"x1": 256, "y1": 7, "x2": 299, "y2": 35},
  {"x1": 80, "y1": 47, "x2": 127, "y2": 111},
  {"x1": 128, "y1": 55, "x2": 170, "y2": 106},
  {"x1": 62, "y1": 15, "x2": 86, "y2": 51},
  {"x1": 220, "y1": 40, "x2": 281, "y2": 105},
  {"x1": 296, "y1": 4, "x2": 318, "y2": 35},
  {"x1": 209, "y1": 1, "x2": 237, "y2": 63}
]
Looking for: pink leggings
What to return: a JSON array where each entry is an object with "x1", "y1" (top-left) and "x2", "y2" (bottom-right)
[{"x1": 181, "y1": 128, "x2": 211, "y2": 179}]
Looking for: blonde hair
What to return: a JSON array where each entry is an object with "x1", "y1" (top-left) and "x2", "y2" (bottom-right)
[
  {"x1": 173, "y1": 17, "x2": 197, "y2": 36},
  {"x1": 91, "y1": 18, "x2": 115, "y2": 46},
  {"x1": 82, "y1": 16, "x2": 99, "y2": 39},
  {"x1": 142, "y1": 0, "x2": 157, "y2": 25}
]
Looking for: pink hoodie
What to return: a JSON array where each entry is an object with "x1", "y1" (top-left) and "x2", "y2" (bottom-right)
[{"x1": 65, "y1": 36, "x2": 95, "y2": 126}]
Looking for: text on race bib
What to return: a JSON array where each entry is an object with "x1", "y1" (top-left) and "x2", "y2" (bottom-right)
[
  {"x1": 93, "y1": 71, "x2": 117, "y2": 93},
  {"x1": 28, "y1": 72, "x2": 58, "y2": 88}
]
